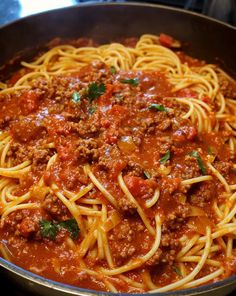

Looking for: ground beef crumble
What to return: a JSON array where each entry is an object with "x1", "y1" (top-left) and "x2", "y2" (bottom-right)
[{"x1": 0, "y1": 52, "x2": 235, "y2": 291}]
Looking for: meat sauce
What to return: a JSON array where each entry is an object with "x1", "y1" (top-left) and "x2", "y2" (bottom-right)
[{"x1": 0, "y1": 52, "x2": 236, "y2": 292}]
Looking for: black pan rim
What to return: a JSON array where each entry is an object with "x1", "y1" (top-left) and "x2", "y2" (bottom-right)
[
  {"x1": 0, "y1": 1, "x2": 235, "y2": 32},
  {"x1": 0, "y1": 2, "x2": 235, "y2": 295},
  {"x1": 1, "y1": 255, "x2": 236, "y2": 295}
]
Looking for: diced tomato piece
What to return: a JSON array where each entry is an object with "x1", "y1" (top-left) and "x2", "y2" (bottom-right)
[
  {"x1": 8, "y1": 72, "x2": 23, "y2": 85},
  {"x1": 172, "y1": 130, "x2": 186, "y2": 142},
  {"x1": 177, "y1": 88, "x2": 198, "y2": 98},
  {"x1": 97, "y1": 84, "x2": 114, "y2": 106},
  {"x1": 108, "y1": 104, "x2": 127, "y2": 117},
  {"x1": 110, "y1": 160, "x2": 127, "y2": 180},
  {"x1": 44, "y1": 170, "x2": 52, "y2": 186},
  {"x1": 19, "y1": 217, "x2": 39, "y2": 238},
  {"x1": 159, "y1": 33, "x2": 174, "y2": 48},
  {"x1": 186, "y1": 126, "x2": 197, "y2": 140},
  {"x1": 161, "y1": 176, "x2": 181, "y2": 194},
  {"x1": 108, "y1": 105, "x2": 129, "y2": 126},
  {"x1": 105, "y1": 134, "x2": 118, "y2": 144},
  {"x1": 19, "y1": 90, "x2": 40, "y2": 115},
  {"x1": 202, "y1": 96, "x2": 210, "y2": 103},
  {"x1": 57, "y1": 145, "x2": 72, "y2": 161},
  {"x1": 100, "y1": 118, "x2": 110, "y2": 128},
  {"x1": 124, "y1": 175, "x2": 157, "y2": 199},
  {"x1": 10, "y1": 117, "x2": 44, "y2": 142},
  {"x1": 173, "y1": 126, "x2": 197, "y2": 142},
  {"x1": 101, "y1": 105, "x2": 129, "y2": 133},
  {"x1": 8, "y1": 68, "x2": 30, "y2": 85},
  {"x1": 47, "y1": 117, "x2": 71, "y2": 137}
]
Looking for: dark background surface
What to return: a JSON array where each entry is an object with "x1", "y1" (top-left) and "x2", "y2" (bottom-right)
[
  {"x1": 0, "y1": 270, "x2": 30, "y2": 296},
  {"x1": 0, "y1": 0, "x2": 236, "y2": 27},
  {"x1": 0, "y1": 0, "x2": 235, "y2": 295}
]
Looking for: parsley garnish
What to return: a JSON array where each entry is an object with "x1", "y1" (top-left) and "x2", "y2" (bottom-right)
[
  {"x1": 110, "y1": 66, "x2": 117, "y2": 74},
  {"x1": 120, "y1": 78, "x2": 139, "y2": 86},
  {"x1": 58, "y1": 219, "x2": 80, "y2": 239},
  {"x1": 160, "y1": 150, "x2": 171, "y2": 164},
  {"x1": 189, "y1": 150, "x2": 206, "y2": 175},
  {"x1": 39, "y1": 220, "x2": 58, "y2": 240},
  {"x1": 173, "y1": 265, "x2": 182, "y2": 277},
  {"x1": 88, "y1": 105, "x2": 97, "y2": 115},
  {"x1": 39, "y1": 218, "x2": 80, "y2": 240},
  {"x1": 87, "y1": 82, "x2": 106, "y2": 102},
  {"x1": 72, "y1": 92, "x2": 81, "y2": 103},
  {"x1": 207, "y1": 146, "x2": 215, "y2": 155},
  {"x1": 149, "y1": 103, "x2": 168, "y2": 112}
]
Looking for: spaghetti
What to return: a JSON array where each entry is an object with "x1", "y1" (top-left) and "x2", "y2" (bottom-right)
[{"x1": 0, "y1": 34, "x2": 236, "y2": 292}]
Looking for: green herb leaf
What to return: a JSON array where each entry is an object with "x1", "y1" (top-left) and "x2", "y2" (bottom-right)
[
  {"x1": 149, "y1": 103, "x2": 168, "y2": 112},
  {"x1": 189, "y1": 150, "x2": 199, "y2": 158},
  {"x1": 144, "y1": 171, "x2": 151, "y2": 179},
  {"x1": 110, "y1": 66, "x2": 117, "y2": 74},
  {"x1": 120, "y1": 78, "x2": 139, "y2": 86},
  {"x1": 88, "y1": 105, "x2": 97, "y2": 115},
  {"x1": 58, "y1": 218, "x2": 80, "y2": 239},
  {"x1": 173, "y1": 265, "x2": 182, "y2": 277},
  {"x1": 207, "y1": 147, "x2": 215, "y2": 155},
  {"x1": 87, "y1": 82, "x2": 106, "y2": 102},
  {"x1": 197, "y1": 158, "x2": 206, "y2": 175},
  {"x1": 39, "y1": 219, "x2": 80, "y2": 240},
  {"x1": 39, "y1": 220, "x2": 58, "y2": 240},
  {"x1": 189, "y1": 150, "x2": 206, "y2": 175},
  {"x1": 160, "y1": 150, "x2": 171, "y2": 164},
  {"x1": 72, "y1": 92, "x2": 81, "y2": 103}
]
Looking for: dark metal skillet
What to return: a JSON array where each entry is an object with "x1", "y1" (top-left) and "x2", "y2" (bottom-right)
[{"x1": 0, "y1": 2, "x2": 236, "y2": 296}]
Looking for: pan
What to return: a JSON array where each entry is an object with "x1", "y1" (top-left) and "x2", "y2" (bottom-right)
[{"x1": 0, "y1": 2, "x2": 236, "y2": 296}]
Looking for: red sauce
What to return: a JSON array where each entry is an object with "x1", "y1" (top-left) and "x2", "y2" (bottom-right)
[{"x1": 0, "y1": 47, "x2": 235, "y2": 293}]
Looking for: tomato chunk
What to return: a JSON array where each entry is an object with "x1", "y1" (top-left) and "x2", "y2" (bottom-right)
[
  {"x1": 177, "y1": 88, "x2": 198, "y2": 98},
  {"x1": 124, "y1": 175, "x2": 157, "y2": 199},
  {"x1": 19, "y1": 90, "x2": 40, "y2": 115},
  {"x1": 97, "y1": 84, "x2": 114, "y2": 106},
  {"x1": 173, "y1": 126, "x2": 197, "y2": 142},
  {"x1": 159, "y1": 33, "x2": 174, "y2": 48}
]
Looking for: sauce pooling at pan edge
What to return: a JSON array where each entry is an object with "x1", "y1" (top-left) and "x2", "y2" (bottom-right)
[{"x1": 0, "y1": 34, "x2": 236, "y2": 293}]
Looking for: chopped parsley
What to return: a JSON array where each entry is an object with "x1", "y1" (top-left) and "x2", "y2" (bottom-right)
[
  {"x1": 119, "y1": 78, "x2": 139, "y2": 86},
  {"x1": 87, "y1": 82, "x2": 106, "y2": 102},
  {"x1": 189, "y1": 150, "x2": 206, "y2": 175},
  {"x1": 149, "y1": 103, "x2": 168, "y2": 112},
  {"x1": 173, "y1": 265, "x2": 182, "y2": 277},
  {"x1": 207, "y1": 146, "x2": 215, "y2": 155},
  {"x1": 88, "y1": 105, "x2": 97, "y2": 115},
  {"x1": 110, "y1": 66, "x2": 117, "y2": 74},
  {"x1": 39, "y1": 220, "x2": 58, "y2": 240},
  {"x1": 40, "y1": 218, "x2": 80, "y2": 240},
  {"x1": 160, "y1": 150, "x2": 171, "y2": 164},
  {"x1": 58, "y1": 219, "x2": 80, "y2": 239},
  {"x1": 71, "y1": 92, "x2": 81, "y2": 103}
]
